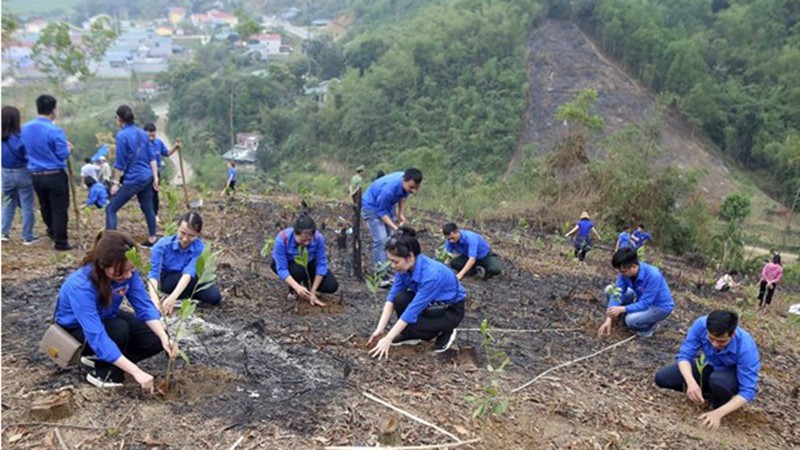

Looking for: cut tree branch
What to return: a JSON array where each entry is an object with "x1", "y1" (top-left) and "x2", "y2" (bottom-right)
[
  {"x1": 325, "y1": 438, "x2": 482, "y2": 450},
  {"x1": 363, "y1": 392, "x2": 460, "y2": 443}
]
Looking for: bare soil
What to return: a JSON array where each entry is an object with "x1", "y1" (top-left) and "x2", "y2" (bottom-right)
[{"x1": 2, "y1": 192, "x2": 799, "y2": 449}]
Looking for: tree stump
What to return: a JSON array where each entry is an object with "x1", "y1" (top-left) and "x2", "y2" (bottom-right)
[
  {"x1": 378, "y1": 416, "x2": 400, "y2": 446},
  {"x1": 30, "y1": 391, "x2": 73, "y2": 421}
]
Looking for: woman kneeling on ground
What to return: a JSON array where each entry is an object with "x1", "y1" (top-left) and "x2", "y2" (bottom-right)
[
  {"x1": 148, "y1": 212, "x2": 222, "y2": 315},
  {"x1": 54, "y1": 230, "x2": 175, "y2": 390},
  {"x1": 271, "y1": 212, "x2": 339, "y2": 306},
  {"x1": 368, "y1": 227, "x2": 467, "y2": 359}
]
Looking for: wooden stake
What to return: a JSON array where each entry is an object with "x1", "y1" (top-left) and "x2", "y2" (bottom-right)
[
  {"x1": 512, "y1": 335, "x2": 637, "y2": 393},
  {"x1": 54, "y1": 427, "x2": 70, "y2": 450},
  {"x1": 176, "y1": 140, "x2": 189, "y2": 206},
  {"x1": 363, "y1": 392, "x2": 460, "y2": 443},
  {"x1": 65, "y1": 159, "x2": 82, "y2": 246},
  {"x1": 456, "y1": 327, "x2": 583, "y2": 333}
]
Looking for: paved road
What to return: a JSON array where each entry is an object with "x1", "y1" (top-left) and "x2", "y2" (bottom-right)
[
  {"x1": 262, "y1": 16, "x2": 313, "y2": 40},
  {"x1": 152, "y1": 102, "x2": 193, "y2": 186}
]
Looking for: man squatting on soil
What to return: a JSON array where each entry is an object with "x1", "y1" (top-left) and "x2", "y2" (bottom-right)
[
  {"x1": 442, "y1": 222, "x2": 503, "y2": 280},
  {"x1": 361, "y1": 168, "x2": 423, "y2": 286},
  {"x1": 148, "y1": 212, "x2": 223, "y2": 315},
  {"x1": 368, "y1": 227, "x2": 466, "y2": 358},
  {"x1": 598, "y1": 248, "x2": 675, "y2": 338},
  {"x1": 655, "y1": 310, "x2": 761, "y2": 430},
  {"x1": 271, "y1": 212, "x2": 340, "y2": 307},
  {"x1": 54, "y1": 230, "x2": 176, "y2": 390}
]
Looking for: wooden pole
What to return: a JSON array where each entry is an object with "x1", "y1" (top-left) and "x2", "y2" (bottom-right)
[
  {"x1": 65, "y1": 158, "x2": 82, "y2": 245},
  {"x1": 352, "y1": 188, "x2": 363, "y2": 280},
  {"x1": 176, "y1": 139, "x2": 189, "y2": 206}
]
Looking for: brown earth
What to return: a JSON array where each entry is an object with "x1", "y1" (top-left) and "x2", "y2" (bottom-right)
[{"x1": 1, "y1": 190, "x2": 799, "y2": 449}]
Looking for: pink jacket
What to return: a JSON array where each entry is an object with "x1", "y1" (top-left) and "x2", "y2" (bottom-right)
[{"x1": 760, "y1": 262, "x2": 783, "y2": 284}]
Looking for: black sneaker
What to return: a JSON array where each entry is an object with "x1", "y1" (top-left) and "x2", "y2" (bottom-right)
[
  {"x1": 475, "y1": 266, "x2": 486, "y2": 279},
  {"x1": 434, "y1": 329, "x2": 457, "y2": 353},
  {"x1": 54, "y1": 243, "x2": 73, "y2": 251},
  {"x1": 391, "y1": 336, "x2": 422, "y2": 347},
  {"x1": 86, "y1": 372, "x2": 123, "y2": 388},
  {"x1": 140, "y1": 240, "x2": 155, "y2": 248}
]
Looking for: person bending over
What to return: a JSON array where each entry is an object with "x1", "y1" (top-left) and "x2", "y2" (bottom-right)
[
  {"x1": 564, "y1": 211, "x2": 602, "y2": 263},
  {"x1": 442, "y1": 222, "x2": 502, "y2": 280},
  {"x1": 271, "y1": 212, "x2": 339, "y2": 307},
  {"x1": 148, "y1": 212, "x2": 222, "y2": 314},
  {"x1": 598, "y1": 248, "x2": 674, "y2": 338},
  {"x1": 654, "y1": 310, "x2": 760, "y2": 430},
  {"x1": 85, "y1": 177, "x2": 109, "y2": 209},
  {"x1": 54, "y1": 230, "x2": 174, "y2": 389},
  {"x1": 368, "y1": 227, "x2": 466, "y2": 359}
]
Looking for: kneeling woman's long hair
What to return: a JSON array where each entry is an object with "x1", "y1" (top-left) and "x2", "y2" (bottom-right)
[
  {"x1": 385, "y1": 226, "x2": 421, "y2": 257},
  {"x1": 81, "y1": 230, "x2": 137, "y2": 307}
]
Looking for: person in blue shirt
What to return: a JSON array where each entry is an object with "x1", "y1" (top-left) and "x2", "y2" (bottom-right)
[
  {"x1": 361, "y1": 168, "x2": 423, "y2": 284},
  {"x1": 564, "y1": 211, "x2": 602, "y2": 262},
  {"x1": 368, "y1": 227, "x2": 467, "y2": 358},
  {"x1": 143, "y1": 123, "x2": 180, "y2": 220},
  {"x1": 655, "y1": 310, "x2": 761, "y2": 431},
  {"x1": 598, "y1": 248, "x2": 674, "y2": 338},
  {"x1": 106, "y1": 105, "x2": 159, "y2": 247},
  {"x1": 21, "y1": 95, "x2": 73, "y2": 250},
  {"x1": 84, "y1": 177, "x2": 109, "y2": 209},
  {"x1": 271, "y1": 212, "x2": 339, "y2": 307},
  {"x1": 442, "y1": 222, "x2": 502, "y2": 280},
  {"x1": 55, "y1": 230, "x2": 174, "y2": 390},
  {"x1": 2, "y1": 106, "x2": 38, "y2": 245},
  {"x1": 614, "y1": 224, "x2": 638, "y2": 252},
  {"x1": 148, "y1": 212, "x2": 222, "y2": 314},
  {"x1": 633, "y1": 224, "x2": 652, "y2": 249},
  {"x1": 222, "y1": 160, "x2": 237, "y2": 195}
]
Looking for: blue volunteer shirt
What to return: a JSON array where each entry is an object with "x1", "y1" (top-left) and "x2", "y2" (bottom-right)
[
  {"x1": 21, "y1": 117, "x2": 70, "y2": 172},
  {"x1": 577, "y1": 219, "x2": 594, "y2": 237},
  {"x1": 677, "y1": 316, "x2": 761, "y2": 402},
  {"x1": 617, "y1": 231, "x2": 634, "y2": 249},
  {"x1": 55, "y1": 265, "x2": 161, "y2": 363},
  {"x1": 228, "y1": 167, "x2": 237, "y2": 182},
  {"x1": 361, "y1": 171, "x2": 408, "y2": 219},
  {"x1": 2, "y1": 133, "x2": 28, "y2": 169},
  {"x1": 86, "y1": 183, "x2": 109, "y2": 208},
  {"x1": 633, "y1": 230, "x2": 652, "y2": 248},
  {"x1": 272, "y1": 228, "x2": 328, "y2": 281},
  {"x1": 148, "y1": 235, "x2": 206, "y2": 280},
  {"x1": 115, "y1": 124, "x2": 154, "y2": 184},
  {"x1": 149, "y1": 137, "x2": 169, "y2": 169},
  {"x1": 387, "y1": 254, "x2": 467, "y2": 324},
  {"x1": 445, "y1": 229, "x2": 491, "y2": 259},
  {"x1": 607, "y1": 262, "x2": 675, "y2": 314}
]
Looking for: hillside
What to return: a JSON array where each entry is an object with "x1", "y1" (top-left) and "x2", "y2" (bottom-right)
[{"x1": 511, "y1": 20, "x2": 798, "y2": 248}]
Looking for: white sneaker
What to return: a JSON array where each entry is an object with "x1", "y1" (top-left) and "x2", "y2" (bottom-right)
[
  {"x1": 475, "y1": 266, "x2": 486, "y2": 279},
  {"x1": 391, "y1": 337, "x2": 422, "y2": 347},
  {"x1": 80, "y1": 356, "x2": 96, "y2": 369},
  {"x1": 86, "y1": 372, "x2": 123, "y2": 388},
  {"x1": 434, "y1": 329, "x2": 457, "y2": 353},
  {"x1": 379, "y1": 279, "x2": 392, "y2": 289}
]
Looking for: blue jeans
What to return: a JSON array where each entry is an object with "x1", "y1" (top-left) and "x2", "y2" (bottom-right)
[
  {"x1": 604, "y1": 285, "x2": 672, "y2": 333},
  {"x1": 106, "y1": 177, "x2": 156, "y2": 237},
  {"x1": 2, "y1": 167, "x2": 36, "y2": 241},
  {"x1": 362, "y1": 208, "x2": 391, "y2": 269}
]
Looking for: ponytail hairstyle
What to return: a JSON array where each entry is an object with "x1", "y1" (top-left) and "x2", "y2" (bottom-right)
[
  {"x1": 80, "y1": 230, "x2": 137, "y2": 307},
  {"x1": 385, "y1": 226, "x2": 421, "y2": 257},
  {"x1": 294, "y1": 211, "x2": 316, "y2": 237},
  {"x1": 180, "y1": 211, "x2": 203, "y2": 233}
]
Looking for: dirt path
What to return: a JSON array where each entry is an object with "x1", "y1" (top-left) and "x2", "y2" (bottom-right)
[
  {"x1": 152, "y1": 102, "x2": 193, "y2": 186},
  {"x1": 744, "y1": 245, "x2": 798, "y2": 264}
]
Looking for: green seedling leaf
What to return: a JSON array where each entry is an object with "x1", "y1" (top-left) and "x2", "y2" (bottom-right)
[
  {"x1": 260, "y1": 238, "x2": 275, "y2": 258},
  {"x1": 179, "y1": 349, "x2": 191, "y2": 366}
]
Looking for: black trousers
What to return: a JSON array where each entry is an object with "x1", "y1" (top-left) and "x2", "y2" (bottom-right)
[
  {"x1": 393, "y1": 291, "x2": 465, "y2": 340},
  {"x1": 161, "y1": 271, "x2": 223, "y2": 305},
  {"x1": 573, "y1": 236, "x2": 592, "y2": 262},
  {"x1": 450, "y1": 253, "x2": 503, "y2": 278},
  {"x1": 67, "y1": 311, "x2": 163, "y2": 382},
  {"x1": 654, "y1": 362, "x2": 739, "y2": 409},
  {"x1": 757, "y1": 280, "x2": 776, "y2": 306},
  {"x1": 32, "y1": 171, "x2": 70, "y2": 248},
  {"x1": 270, "y1": 259, "x2": 339, "y2": 293},
  {"x1": 152, "y1": 170, "x2": 161, "y2": 216}
]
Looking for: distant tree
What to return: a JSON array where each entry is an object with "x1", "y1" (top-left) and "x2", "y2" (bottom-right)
[
  {"x1": 2, "y1": 6, "x2": 19, "y2": 51},
  {"x1": 719, "y1": 193, "x2": 751, "y2": 222},
  {"x1": 235, "y1": 11, "x2": 263, "y2": 42}
]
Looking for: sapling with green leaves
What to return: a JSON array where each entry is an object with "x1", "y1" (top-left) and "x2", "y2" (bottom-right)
[
  {"x1": 294, "y1": 246, "x2": 311, "y2": 287},
  {"x1": 365, "y1": 261, "x2": 391, "y2": 301},
  {"x1": 693, "y1": 353, "x2": 708, "y2": 397},
  {"x1": 465, "y1": 319, "x2": 511, "y2": 418},
  {"x1": 434, "y1": 243, "x2": 451, "y2": 263},
  {"x1": 260, "y1": 237, "x2": 275, "y2": 258}
]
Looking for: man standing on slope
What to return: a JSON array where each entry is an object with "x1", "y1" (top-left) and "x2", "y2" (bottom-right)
[
  {"x1": 361, "y1": 168, "x2": 422, "y2": 286},
  {"x1": 654, "y1": 310, "x2": 760, "y2": 430},
  {"x1": 598, "y1": 247, "x2": 674, "y2": 338}
]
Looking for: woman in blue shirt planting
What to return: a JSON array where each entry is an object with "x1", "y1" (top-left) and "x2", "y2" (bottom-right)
[
  {"x1": 54, "y1": 230, "x2": 174, "y2": 390},
  {"x1": 148, "y1": 212, "x2": 222, "y2": 315},
  {"x1": 368, "y1": 227, "x2": 467, "y2": 359},
  {"x1": 271, "y1": 212, "x2": 339, "y2": 307}
]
